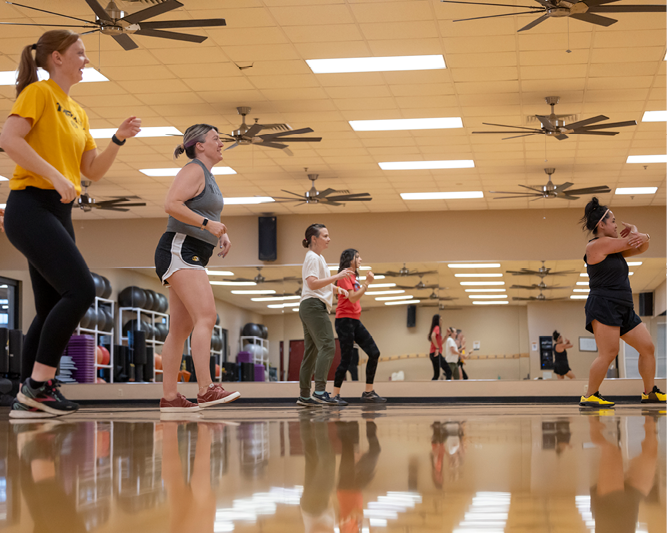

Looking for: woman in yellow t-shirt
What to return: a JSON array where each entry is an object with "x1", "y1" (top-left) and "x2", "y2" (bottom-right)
[{"x1": 0, "y1": 30, "x2": 141, "y2": 419}]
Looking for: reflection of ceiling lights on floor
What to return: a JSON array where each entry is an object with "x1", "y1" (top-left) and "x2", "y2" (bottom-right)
[
  {"x1": 214, "y1": 486, "x2": 303, "y2": 532},
  {"x1": 360, "y1": 491, "x2": 422, "y2": 529},
  {"x1": 453, "y1": 491, "x2": 511, "y2": 533}
]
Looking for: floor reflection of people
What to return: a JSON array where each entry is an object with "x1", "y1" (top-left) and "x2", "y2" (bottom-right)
[
  {"x1": 162, "y1": 422, "x2": 216, "y2": 533},
  {"x1": 16, "y1": 421, "x2": 87, "y2": 532},
  {"x1": 300, "y1": 414, "x2": 336, "y2": 532},
  {"x1": 589, "y1": 415, "x2": 658, "y2": 533},
  {"x1": 431, "y1": 421, "x2": 467, "y2": 488},
  {"x1": 337, "y1": 420, "x2": 381, "y2": 533}
]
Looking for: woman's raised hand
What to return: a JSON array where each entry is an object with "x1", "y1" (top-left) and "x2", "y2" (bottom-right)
[
  {"x1": 620, "y1": 221, "x2": 637, "y2": 238},
  {"x1": 336, "y1": 268, "x2": 355, "y2": 281}
]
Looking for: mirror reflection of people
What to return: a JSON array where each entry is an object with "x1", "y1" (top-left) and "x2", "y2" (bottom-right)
[
  {"x1": 455, "y1": 329, "x2": 469, "y2": 380},
  {"x1": 428, "y1": 315, "x2": 451, "y2": 380},
  {"x1": 588, "y1": 415, "x2": 658, "y2": 533},
  {"x1": 579, "y1": 198, "x2": 665, "y2": 407},
  {"x1": 553, "y1": 330, "x2": 576, "y2": 380},
  {"x1": 444, "y1": 327, "x2": 461, "y2": 380},
  {"x1": 333, "y1": 249, "x2": 386, "y2": 404}
]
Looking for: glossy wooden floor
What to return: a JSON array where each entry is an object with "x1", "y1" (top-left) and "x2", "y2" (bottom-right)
[{"x1": 0, "y1": 403, "x2": 664, "y2": 533}]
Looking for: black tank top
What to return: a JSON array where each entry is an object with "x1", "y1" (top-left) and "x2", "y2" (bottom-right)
[
  {"x1": 584, "y1": 239, "x2": 633, "y2": 306},
  {"x1": 554, "y1": 348, "x2": 568, "y2": 362}
]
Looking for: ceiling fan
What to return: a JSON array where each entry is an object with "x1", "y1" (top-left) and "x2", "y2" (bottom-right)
[
  {"x1": 395, "y1": 278, "x2": 446, "y2": 291},
  {"x1": 221, "y1": 267, "x2": 300, "y2": 284},
  {"x1": 510, "y1": 281, "x2": 571, "y2": 290},
  {"x1": 77, "y1": 180, "x2": 146, "y2": 212},
  {"x1": 440, "y1": 0, "x2": 665, "y2": 32},
  {"x1": 272, "y1": 172, "x2": 372, "y2": 206},
  {"x1": 473, "y1": 96, "x2": 636, "y2": 140},
  {"x1": 507, "y1": 261, "x2": 578, "y2": 277},
  {"x1": 421, "y1": 302, "x2": 463, "y2": 310},
  {"x1": 375, "y1": 264, "x2": 437, "y2": 278},
  {"x1": 513, "y1": 289, "x2": 568, "y2": 302},
  {"x1": 221, "y1": 107, "x2": 322, "y2": 157},
  {"x1": 2, "y1": 0, "x2": 226, "y2": 51},
  {"x1": 491, "y1": 168, "x2": 611, "y2": 201}
]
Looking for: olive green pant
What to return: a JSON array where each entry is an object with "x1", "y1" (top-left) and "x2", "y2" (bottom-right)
[
  {"x1": 448, "y1": 362, "x2": 460, "y2": 380},
  {"x1": 299, "y1": 298, "x2": 335, "y2": 398}
]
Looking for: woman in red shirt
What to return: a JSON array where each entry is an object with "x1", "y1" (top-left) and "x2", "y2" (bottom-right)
[
  {"x1": 332, "y1": 249, "x2": 386, "y2": 403},
  {"x1": 428, "y1": 314, "x2": 452, "y2": 380}
]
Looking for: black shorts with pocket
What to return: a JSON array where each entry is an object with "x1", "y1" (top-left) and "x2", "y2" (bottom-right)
[
  {"x1": 585, "y1": 295, "x2": 642, "y2": 336},
  {"x1": 155, "y1": 232, "x2": 214, "y2": 286}
]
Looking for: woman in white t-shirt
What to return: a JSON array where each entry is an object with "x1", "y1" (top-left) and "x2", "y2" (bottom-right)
[
  {"x1": 444, "y1": 327, "x2": 461, "y2": 380},
  {"x1": 297, "y1": 224, "x2": 353, "y2": 407}
]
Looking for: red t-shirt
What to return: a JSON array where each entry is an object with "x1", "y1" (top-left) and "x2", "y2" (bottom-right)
[
  {"x1": 430, "y1": 325, "x2": 443, "y2": 353},
  {"x1": 335, "y1": 274, "x2": 362, "y2": 319}
]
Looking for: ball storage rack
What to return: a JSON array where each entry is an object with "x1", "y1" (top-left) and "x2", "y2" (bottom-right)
[{"x1": 75, "y1": 296, "x2": 115, "y2": 383}]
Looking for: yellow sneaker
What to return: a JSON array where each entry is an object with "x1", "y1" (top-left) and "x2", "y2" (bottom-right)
[
  {"x1": 641, "y1": 386, "x2": 666, "y2": 403},
  {"x1": 580, "y1": 391, "x2": 615, "y2": 407}
]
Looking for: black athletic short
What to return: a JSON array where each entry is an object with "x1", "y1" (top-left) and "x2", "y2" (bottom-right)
[
  {"x1": 585, "y1": 295, "x2": 642, "y2": 336},
  {"x1": 154, "y1": 231, "x2": 214, "y2": 286},
  {"x1": 554, "y1": 360, "x2": 571, "y2": 376}
]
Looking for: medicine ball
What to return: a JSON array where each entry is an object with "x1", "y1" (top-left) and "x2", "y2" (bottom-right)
[
  {"x1": 156, "y1": 293, "x2": 168, "y2": 313},
  {"x1": 80, "y1": 306, "x2": 95, "y2": 329},
  {"x1": 241, "y1": 323, "x2": 263, "y2": 338},
  {"x1": 91, "y1": 273, "x2": 105, "y2": 298},
  {"x1": 101, "y1": 276, "x2": 112, "y2": 299},
  {"x1": 119, "y1": 287, "x2": 146, "y2": 309},
  {"x1": 143, "y1": 289, "x2": 154, "y2": 311},
  {"x1": 101, "y1": 308, "x2": 113, "y2": 332}
]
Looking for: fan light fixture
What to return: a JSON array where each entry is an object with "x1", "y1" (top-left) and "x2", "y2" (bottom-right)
[
  {"x1": 642, "y1": 111, "x2": 667, "y2": 122},
  {"x1": 449, "y1": 263, "x2": 500, "y2": 268},
  {"x1": 627, "y1": 155, "x2": 667, "y2": 164},
  {"x1": 349, "y1": 117, "x2": 462, "y2": 131},
  {"x1": 140, "y1": 167, "x2": 236, "y2": 176},
  {"x1": 401, "y1": 191, "x2": 483, "y2": 200},
  {"x1": 91, "y1": 127, "x2": 183, "y2": 139},
  {"x1": 615, "y1": 187, "x2": 658, "y2": 195},
  {"x1": 306, "y1": 55, "x2": 446, "y2": 74},
  {"x1": 375, "y1": 295, "x2": 415, "y2": 301},
  {"x1": 385, "y1": 299, "x2": 421, "y2": 306},
  {"x1": 0, "y1": 68, "x2": 108, "y2": 85},
  {"x1": 381, "y1": 160, "x2": 475, "y2": 170},
  {"x1": 469, "y1": 295, "x2": 508, "y2": 299},
  {"x1": 473, "y1": 301, "x2": 509, "y2": 305}
]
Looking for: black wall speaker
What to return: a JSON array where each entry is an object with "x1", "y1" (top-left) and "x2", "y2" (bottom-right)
[
  {"x1": 407, "y1": 305, "x2": 417, "y2": 328},
  {"x1": 258, "y1": 216, "x2": 277, "y2": 262},
  {"x1": 638, "y1": 292, "x2": 654, "y2": 317}
]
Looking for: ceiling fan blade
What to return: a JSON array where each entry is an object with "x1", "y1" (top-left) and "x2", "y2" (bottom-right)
[
  {"x1": 590, "y1": 4, "x2": 666, "y2": 11},
  {"x1": 105, "y1": 202, "x2": 146, "y2": 208},
  {"x1": 510, "y1": 284, "x2": 538, "y2": 289},
  {"x1": 84, "y1": 0, "x2": 113, "y2": 22},
  {"x1": 122, "y1": 0, "x2": 183, "y2": 24},
  {"x1": 507, "y1": 270, "x2": 538, "y2": 275},
  {"x1": 570, "y1": 130, "x2": 618, "y2": 136},
  {"x1": 512, "y1": 297, "x2": 535, "y2": 301},
  {"x1": 326, "y1": 193, "x2": 372, "y2": 200},
  {"x1": 415, "y1": 270, "x2": 438, "y2": 276},
  {"x1": 263, "y1": 137, "x2": 322, "y2": 143},
  {"x1": 579, "y1": 120, "x2": 637, "y2": 130},
  {"x1": 282, "y1": 147, "x2": 294, "y2": 156},
  {"x1": 242, "y1": 124, "x2": 264, "y2": 138},
  {"x1": 555, "y1": 133, "x2": 569, "y2": 140},
  {"x1": 553, "y1": 181, "x2": 573, "y2": 193},
  {"x1": 326, "y1": 196, "x2": 372, "y2": 202},
  {"x1": 518, "y1": 184, "x2": 545, "y2": 192},
  {"x1": 139, "y1": 19, "x2": 227, "y2": 29},
  {"x1": 261, "y1": 142, "x2": 290, "y2": 150},
  {"x1": 111, "y1": 33, "x2": 139, "y2": 50},
  {"x1": 565, "y1": 115, "x2": 609, "y2": 130},
  {"x1": 454, "y1": 9, "x2": 544, "y2": 21},
  {"x1": 440, "y1": 0, "x2": 542, "y2": 7},
  {"x1": 565, "y1": 186, "x2": 611, "y2": 195},
  {"x1": 518, "y1": 13, "x2": 551, "y2": 31},
  {"x1": 134, "y1": 29, "x2": 207, "y2": 43},
  {"x1": 503, "y1": 133, "x2": 540, "y2": 140},
  {"x1": 569, "y1": 12, "x2": 617, "y2": 26},
  {"x1": 280, "y1": 189, "x2": 308, "y2": 198},
  {"x1": 585, "y1": 0, "x2": 622, "y2": 4},
  {"x1": 0, "y1": 22, "x2": 98, "y2": 28},
  {"x1": 316, "y1": 188, "x2": 337, "y2": 198},
  {"x1": 535, "y1": 115, "x2": 556, "y2": 130},
  {"x1": 7, "y1": 1, "x2": 97, "y2": 24},
  {"x1": 491, "y1": 193, "x2": 542, "y2": 199},
  {"x1": 97, "y1": 207, "x2": 130, "y2": 212},
  {"x1": 261, "y1": 128, "x2": 315, "y2": 139},
  {"x1": 224, "y1": 142, "x2": 239, "y2": 151},
  {"x1": 473, "y1": 131, "x2": 532, "y2": 134},
  {"x1": 482, "y1": 123, "x2": 542, "y2": 131}
]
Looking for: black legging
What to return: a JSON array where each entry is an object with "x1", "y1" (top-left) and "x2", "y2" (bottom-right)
[
  {"x1": 4, "y1": 187, "x2": 95, "y2": 378},
  {"x1": 334, "y1": 317, "x2": 380, "y2": 388},
  {"x1": 430, "y1": 352, "x2": 452, "y2": 380}
]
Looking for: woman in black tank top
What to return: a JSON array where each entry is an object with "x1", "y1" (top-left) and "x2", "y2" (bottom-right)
[
  {"x1": 578, "y1": 197, "x2": 663, "y2": 407},
  {"x1": 552, "y1": 330, "x2": 575, "y2": 380}
]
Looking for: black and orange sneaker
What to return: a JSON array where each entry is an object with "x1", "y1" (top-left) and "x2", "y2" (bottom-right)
[
  {"x1": 17, "y1": 379, "x2": 79, "y2": 416},
  {"x1": 579, "y1": 391, "x2": 615, "y2": 407},
  {"x1": 641, "y1": 386, "x2": 666, "y2": 404}
]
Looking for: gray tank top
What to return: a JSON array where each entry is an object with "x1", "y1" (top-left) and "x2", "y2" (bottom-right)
[{"x1": 165, "y1": 159, "x2": 224, "y2": 246}]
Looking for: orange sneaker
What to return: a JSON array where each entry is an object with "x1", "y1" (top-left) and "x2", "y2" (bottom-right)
[{"x1": 197, "y1": 384, "x2": 241, "y2": 408}]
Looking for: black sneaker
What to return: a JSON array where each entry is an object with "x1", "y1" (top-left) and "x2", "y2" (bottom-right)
[
  {"x1": 17, "y1": 379, "x2": 79, "y2": 416},
  {"x1": 332, "y1": 394, "x2": 349, "y2": 406},
  {"x1": 312, "y1": 391, "x2": 346, "y2": 407},
  {"x1": 9, "y1": 398, "x2": 57, "y2": 419},
  {"x1": 296, "y1": 396, "x2": 324, "y2": 407},
  {"x1": 361, "y1": 390, "x2": 387, "y2": 403}
]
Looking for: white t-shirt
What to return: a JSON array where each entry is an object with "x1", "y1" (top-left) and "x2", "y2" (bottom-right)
[
  {"x1": 300, "y1": 250, "x2": 333, "y2": 312},
  {"x1": 444, "y1": 337, "x2": 459, "y2": 363}
]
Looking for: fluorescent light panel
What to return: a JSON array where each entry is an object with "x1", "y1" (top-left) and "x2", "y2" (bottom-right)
[
  {"x1": 350, "y1": 117, "x2": 462, "y2": 131},
  {"x1": 0, "y1": 175, "x2": 7, "y2": 181},
  {"x1": 381, "y1": 160, "x2": 474, "y2": 170},
  {"x1": 360, "y1": 274, "x2": 384, "y2": 280},
  {"x1": 577, "y1": 282, "x2": 589, "y2": 286},
  {"x1": 251, "y1": 296, "x2": 300, "y2": 302},
  {"x1": 210, "y1": 281, "x2": 256, "y2": 286},
  {"x1": 206, "y1": 270, "x2": 234, "y2": 276},
  {"x1": 627, "y1": 262, "x2": 642, "y2": 266},
  {"x1": 268, "y1": 302, "x2": 299, "y2": 308},
  {"x1": 580, "y1": 273, "x2": 588, "y2": 277},
  {"x1": 365, "y1": 290, "x2": 405, "y2": 295},
  {"x1": 473, "y1": 301, "x2": 508, "y2": 305},
  {"x1": 449, "y1": 263, "x2": 500, "y2": 268},
  {"x1": 91, "y1": 127, "x2": 182, "y2": 139},
  {"x1": 225, "y1": 197, "x2": 274, "y2": 205},
  {"x1": 627, "y1": 155, "x2": 667, "y2": 164},
  {"x1": 468, "y1": 295, "x2": 508, "y2": 299},
  {"x1": 570, "y1": 295, "x2": 588, "y2": 299},
  {"x1": 642, "y1": 111, "x2": 667, "y2": 122},
  {"x1": 230, "y1": 289, "x2": 275, "y2": 294},
  {"x1": 0, "y1": 67, "x2": 108, "y2": 85},
  {"x1": 140, "y1": 167, "x2": 236, "y2": 176},
  {"x1": 455, "y1": 273, "x2": 502, "y2": 278},
  {"x1": 573, "y1": 289, "x2": 590, "y2": 292},
  {"x1": 460, "y1": 281, "x2": 505, "y2": 286},
  {"x1": 615, "y1": 187, "x2": 657, "y2": 195},
  {"x1": 401, "y1": 191, "x2": 483, "y2": 200},
  {"x1": 367, "y1": 283, "x2": 396, "y2": 288},
  {"x1": 465, "y1": 289, "x2": 506, "y2": 292},
  {"x1": 375, "y1": 295, "x2": 414, "y2": 301},
  {"x1": 385, "y1": 299, "x2": 421, "y2": 306},
  {"x1": 306, "y1": 55, "x2": 445, "y2": 74}
]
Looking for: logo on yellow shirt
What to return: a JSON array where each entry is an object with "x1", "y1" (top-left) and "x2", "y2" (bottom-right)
[{"x1": 56, "y1": 102, "x2": 82, "y2": 129}]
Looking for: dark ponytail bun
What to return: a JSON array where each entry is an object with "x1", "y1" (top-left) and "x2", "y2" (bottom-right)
[
  {"x1": 580, "y1": 196, "x2": 609, "y2": 234},
  {"x1": 553, "y1": 330, "x2": 560, "y2": 342},
  {"x1": 302, "y1": 239, "x2": 309, "y2": 248}
]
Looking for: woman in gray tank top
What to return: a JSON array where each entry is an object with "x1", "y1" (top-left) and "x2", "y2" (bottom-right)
[{"x1": 154, "y1": 124, "x2": 240, "y2": 412}]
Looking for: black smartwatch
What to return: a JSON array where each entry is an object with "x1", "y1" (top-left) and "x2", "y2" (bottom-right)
[
  {"x1": 111, "y1": 134, "x2": 126, "y2": 146},
  {"x1": 201, "y1": 218, "x2": 209, "y2": 230}
]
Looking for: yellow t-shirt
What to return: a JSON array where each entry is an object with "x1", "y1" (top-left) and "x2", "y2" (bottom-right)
[{"x1": 9, "y1": 79, "x2": 97, "y2": 195}]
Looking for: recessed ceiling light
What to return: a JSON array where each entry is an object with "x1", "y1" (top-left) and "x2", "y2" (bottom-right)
[
  {"x1": 627, "y1": 262, "x2": 642, "y2": 266},
  {"x1": 642, "y1": 111, "x2": 667, "y2": 122},
  {"x1": 367, "y1": 283, "x2": 397, "y2": 288},
  {"x1": 306, "y1": 55, "x2": 446, "y2": 74},
  {"x1": 251, "y1": 296, "x2": 300, "y2": 302},
  {"x1": 206, "y1": 270, "x2": 234, "y2": 276},
  {"x1": 381, "y1": 160, "x2": 475, "y2": 170},
  {"x1": 375, "y1": 295, "x2": 414, "y2": 301},
  {"x1": 385, "y1": 299, "x2": 421, "y2": 306},
  {"x1": 350, "y1": 117, "x2": 462, "y2": 131},
  {"x1": 449, "y1": 263, "x2": 501, "y2": 268},
  {"x1": 460, "y1": 281, "x2": 505, "y2": 286},
  {"x1": 468, "y1": 295, "x2": 508, "y2": 299},
  {"x1": 365, "y1": 290, "x2": 405, "y2": 295},
  {"x1": 401, "y1": 191, "x2": 483, "y2": 200},
  {"x1": 576, "y1": 281, "x2": 589, "y2": 286},
  {"x1": 615, "y1": 187, "x2": 658, "y2": 195},
  {"x1": 91, "y1": 127, "x2": 182, "y2": 139},
  {"x1": 465, "y1": 289, "x2": 506, "y2": 292},
  {"x1": 626, "y1": 155, "x2": 667, "y2": 164},
  {"x1": 473, "y1": 301, "x2": 509, "y2": 305},
  {"x1": 230, "y1": 289, "x2": 275, "y2": 294},
  {"x1": 140, "y1": 167, "x2": 236, "y2": 176},
  {"x1": 455, "y1": 273, "x2": 503, "y2": 278},
  {"x1": 224, "y1": 197, "x2": 274, "y2": 205},
  {"x1": 0, "y1": 67, "x2": 108, "y2": 85},
  {"x1": 570, "y1": 295, "x2": 588, "y2": 300},
  {"x1": 210, "y1": 281, "x2": 256, "y2": 286}
]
